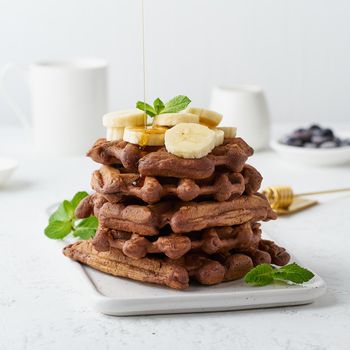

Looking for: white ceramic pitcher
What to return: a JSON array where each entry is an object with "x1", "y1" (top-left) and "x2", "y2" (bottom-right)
[
  {"x1": 210, "y1": 85, "x2": 270, "y2": 151},
  {"x1": 0, "y1": 58, "x2": 108, "y2": 156}
]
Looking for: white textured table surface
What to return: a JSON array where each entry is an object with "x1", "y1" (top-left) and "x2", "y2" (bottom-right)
[{"x1": 0, "y1": 124, "x2": 349, "y2": 350}]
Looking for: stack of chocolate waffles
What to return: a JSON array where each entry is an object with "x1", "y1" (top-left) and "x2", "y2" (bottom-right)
[{"x1": 64, "y1": 129, "x2": 290, "y2": 290}]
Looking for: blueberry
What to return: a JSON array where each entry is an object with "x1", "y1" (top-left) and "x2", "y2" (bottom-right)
[
  {"x1": 311, "y1": 135, "x2": 332, "y2": 145},
  {"x1": 304, "y1": 142, "x2": 317, "y2": 148},
  {"x1": 309, "y1": 124, "x2": 321, "y2": 131},
  {"x1": 311, "y1": 128, "x2": 323, "y2": 136},
  {"x1": 292, "y1": 129, "x2": 312, "y2": 142},
  {"x1": 282, "y1": 136, "x2": 303, "y2": 147},
  {"x1": 341, "y1": 138, "x2": 350, "y2": 146},
  {"x1": 320, "y1": 141, "x2": 337, "y2": 148},
  {"x1": 334, "y1": 137, "x2": 342, "y2": 147},
  {"x1": 290, "y1": 138, "x2": 304, "y2": 147},
  {"x1": 321, "y1": 128, "x2": 334, "y2": 138}
]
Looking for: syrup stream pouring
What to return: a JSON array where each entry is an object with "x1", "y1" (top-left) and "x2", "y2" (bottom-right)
[{"x1": 141, "y1": 0, "x2": 147, "y2": 126}]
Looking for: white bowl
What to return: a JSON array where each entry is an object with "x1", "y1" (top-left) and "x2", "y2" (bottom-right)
[
  {"x1": 270, "y1": 139, "x2": 350, "y2": 166},
  {"x1": 0, "y1": 157, "x2": 18, "y2": 186}
]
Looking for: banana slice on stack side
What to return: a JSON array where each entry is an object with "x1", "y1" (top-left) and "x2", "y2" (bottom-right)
[
  {"x1": 153, "y1": 112, "x2": 199, "y2": 126},
  {"x1": 123, "y1": 127, "x2": 167, "y2": 146},
  {"x1": 106, "y1": 127, "x2": 125, "y2": 142},
  {"x1": 216, "y1": 126, "x2": 237, "y2": 139},
  {"x1": 186, "y1": 107, "x2": 223, "y2": 127},
  {"x1": 103, "y1": 109, "x2": 146, "y2": 141},
  {"x1": 102, "y1": 105, "x2": 237, "y2": 158},
  {"x1": 213, "y1": 128, "x2": 225, "y2": 147}
]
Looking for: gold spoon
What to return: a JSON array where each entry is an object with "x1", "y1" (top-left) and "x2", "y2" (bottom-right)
[{"x1": 262, "y1": 186, "x2": 350, "y2": 214}]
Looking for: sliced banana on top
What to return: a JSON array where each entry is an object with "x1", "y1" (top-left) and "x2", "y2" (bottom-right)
[
  {"x1": 106, "y1": 127, "x2": 124, "y2": 141},
  {"x1": 153, "y1": 112, "x2": 199, "y2": 127},
  {"x1": 213, "y1": 128, "x2": 225, "y2": 146},
  {"x1": 123, "y1": 127, "x2": 167, "y2": 146},
  {"x1": 216, "y1": 126, "x2": 237, "y2": 138},
  {"x1": 165, "y1": 123, "x2": 216, "y2": 159},
  {"x1": 103, "y1": 109, "x2": 146, "y2": 128},
  {"x1": 186, "y1": 107, "x2": 223, "y2": 127}
]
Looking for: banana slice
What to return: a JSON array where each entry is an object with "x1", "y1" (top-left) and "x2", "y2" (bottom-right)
[
  {"x1": 213, "y1": 128, "x2": 225, "y2": 146},
  {"x1": 165, "y1": 123, "x2": 216, "y2": 159},
  {"x1": 103, "y1": 109, "x2": 146, "y2": 128},
  {"x1": 106, "y1": 127, "x2": 124, "y2": 141},
  {"x1": 153, "y1": 112, "x2": 199, "y2": 126},
  {"x1": 123, "y1": 127, "x2": 166, "y2": 146},
  {"x1": 187, "y1": 107, "x2": 223, "y2": 127},
  {"x1": 217, "y1": 126, "x2": 237, "y2": 138}
]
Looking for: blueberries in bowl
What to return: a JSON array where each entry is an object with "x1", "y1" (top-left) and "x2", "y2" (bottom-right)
[{"x1": 280, "y1": 125, "x2": 349, "y2": 149}]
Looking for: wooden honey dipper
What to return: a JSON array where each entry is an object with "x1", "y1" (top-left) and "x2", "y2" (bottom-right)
[{"x1": 262, "y1": 185, "x2": 350, "y2": 210}]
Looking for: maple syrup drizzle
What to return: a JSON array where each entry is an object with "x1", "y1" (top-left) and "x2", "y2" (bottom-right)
[
  {"x1": 139, "y1": 1, "x2": 166, "y2": 146},
  {"x1": 141, "y1": 0, "x2": 147, "y2": 127}
]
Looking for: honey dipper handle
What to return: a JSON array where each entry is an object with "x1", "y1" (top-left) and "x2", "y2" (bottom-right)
[{"x1": 295, "y1": 188, "x2": 350, "y2": 197}]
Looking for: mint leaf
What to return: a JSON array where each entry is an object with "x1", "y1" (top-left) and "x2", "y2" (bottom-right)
[
  {"x1": 136, "y1": 101, "x2": 156, "y2": 117},
  {"x1": 273, "y1": 263, "x2": 314, "y2": 284},
  {"x1": 244, "y1": 263, "x2": 274, "y2": 286},
  {"x1": 44, "y1": 220, "x2": 72, "y2": 239},
  {"x1": 153, "y1": 98, "x2": 165, "y2": 114},
  {"x1": 75, "y1": 216, "x2": 98, "y2": 230},
  {"x1": 49, "y1": 203, "x2": 68, "y2": 223},
  {"x1": 49, "y1": 200, "x2": 74, "y2": 223},
  {"x1": 136, "y1": 95, "x2": 191, "y2": 117},
  {"x1": 45, "y1": 191, "x2": 98, "y2": 241},
  {"x1": 63, "y1": 200, "x2": 74, "y2": 219},
  {"x1": 71, "y1": 191, "x2": 89, "y2": 209},
  {"x1": 162, "y1": 95, "x2": 191, "y2": 114},
  {"x1": 73, "y1": 228, "x2": 96, "y2": 240},
  {"x1": 72, "y1": 216, "x2": 98, "y2": 240},
  {"x1": 244, "y1": 263, "x2": 315, "y2": 286}
]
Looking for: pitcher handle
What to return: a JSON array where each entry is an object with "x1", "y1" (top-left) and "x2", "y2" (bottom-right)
[{"x1": 0, "y1": 62, "x2": 31, "y2": 129}]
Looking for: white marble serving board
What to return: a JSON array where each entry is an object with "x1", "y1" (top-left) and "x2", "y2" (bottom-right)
[{"x1": 64, "y1": 233, "x2": 326, "y2": 316}]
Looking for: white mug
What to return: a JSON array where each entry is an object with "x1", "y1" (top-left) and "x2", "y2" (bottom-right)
[
  {"x1": 210, "y1": 85, "x2": 270, "y2": 150},
  {"x1": 0, "y1": 58, "x2": 108, "y2": 156}
]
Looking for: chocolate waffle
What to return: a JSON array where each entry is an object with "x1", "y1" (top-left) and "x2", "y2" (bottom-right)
[
  {"x1": 62, "y1": 120, "x2": 291, "y2": 290},
  {"x1": 63, "y1": 239, "x2": 290, "y2": 289},
  {"x1": 76, "y1": 193, "x2": 277, "y2": 235},
  {"x1": 87, "y1": 137, "x2": 253, "y2": 179},
  {"x1": 91, "y1": 164, "x2": 262, "y2": 204},
  {"x1": 63, "y1": 240, "x2": 189, "y2": 290},
  {"x1": 92, "y1": 222, "x2": 262, "y2": 259}
]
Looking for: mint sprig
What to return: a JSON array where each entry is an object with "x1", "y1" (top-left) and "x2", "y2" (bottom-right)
[
  {"x1": 135, "y1": 101, "x2": 157, "y2": 117},
  {"x1": 136, "y1": 95, "x2": 191, "y2": 118},
  {"x1": 44, "y1": 191, "x2": 98, "y2": 240},
  {"x1": 153, "y1": 97, "x2": 165, "y2": 114},
  {"x1": 244, "y1": 263, "x2": 315, "y2": 286}
]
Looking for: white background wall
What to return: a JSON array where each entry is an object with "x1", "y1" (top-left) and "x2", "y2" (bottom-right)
[{"x1": 0, "y1": 0, "x2": 349, "y2": 126}]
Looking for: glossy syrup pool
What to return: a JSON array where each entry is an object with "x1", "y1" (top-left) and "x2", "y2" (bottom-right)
[{"x1": 138, "y1": 127, "x2": 167, "y2": 146}]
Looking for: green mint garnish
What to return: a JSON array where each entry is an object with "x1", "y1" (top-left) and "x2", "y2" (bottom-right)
[
  {"x1": 44, "y1": 191, "x2": 98, "y2": 240},
  {"x1": 244, "y1": 263, "x2": 315, "y2": 286},
  {"x1": 161, "y1": 95, "x2": 191, "y2": 114},
  {"x1": 135, "y1": 101, "x2": 157, "y2": 117},
  {"x1": 73, "y1": 216, "x2": 99, "y2": 240},
  {"x1": 136, "y1": 95, "x2": 191, "y2": 118},
  {"x1": 153, "y1": 97, "x2": 165, "y2": 114}
]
